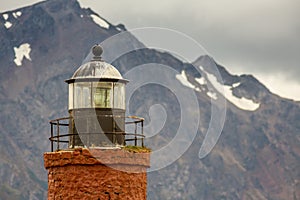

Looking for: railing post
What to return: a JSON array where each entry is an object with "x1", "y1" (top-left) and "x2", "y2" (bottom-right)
[
  {"x1": 134, "y1": 121, "x2": 137, "y2": 146},
  {"x1": 141, "y1": 120, "x2": 144, "y2": 147},
  {"x1": 57, "y1": 120, "x2": 60, "y2": 151},
  {"x1": 72, "y1": 118, "x2": 75, "y2": 148},
  {"x1": 50, "y1": 122, "x2": 53, "y2": 152},
  {"x1": 113, "y1": 121, "x2": 116, "y2": 145},
  {"x1": 113, "y1": 132, "x2": 116, "y2": 145}
]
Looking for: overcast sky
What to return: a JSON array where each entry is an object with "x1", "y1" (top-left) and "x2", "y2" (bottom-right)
[{"x1": 1, "y1": 0, "x2": 299, "y2": 100}]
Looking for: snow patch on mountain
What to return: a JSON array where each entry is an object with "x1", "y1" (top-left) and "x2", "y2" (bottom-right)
[
  {"x1": 2, "y1": 13, "x2": 8, "y2": 20},
  {"x1": 232, "y1": 82, "x2": 241, "y2": 88},
  {"x1": 12, "y1": 11, "x2": 22, "y2": 19},
  {"x1": 2, "y1": 12, "x2": 19, "y2": 29},
  {"x1": 13, "y1": 43, "x2": 32, "y2": 66},
  {"x1": 207, "y1": 91, "x2": 217, "y2": 100},
  {"x1": 4, "y1": 21, "x2": 12, "y2": 29},
  {"x1": 90, "y1": 14, "x2": 109, "y2": 29},
  {"x1": 202, "y1": 67, "x2": 260, "y2": 111},
  {"x1": 195, "y1": 77, "x2": 207, "y2": 85},
  {"x1": 176, "y1": 70, "x2": 196, "y2": 89}
]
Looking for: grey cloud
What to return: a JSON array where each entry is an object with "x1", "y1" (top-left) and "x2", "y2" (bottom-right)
[{"x1": 2, "y1": 0, "x2": 300, "y2": 89}]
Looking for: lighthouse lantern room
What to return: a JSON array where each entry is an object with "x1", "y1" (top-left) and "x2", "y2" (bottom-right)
[{"x1": 48, "y1": 45, "x2": 144, "y2": 150}]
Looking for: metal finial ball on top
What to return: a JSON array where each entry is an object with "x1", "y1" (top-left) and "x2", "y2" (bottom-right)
[{"x1": 92, "y1": 44, "x2": 103, "y2": 60}]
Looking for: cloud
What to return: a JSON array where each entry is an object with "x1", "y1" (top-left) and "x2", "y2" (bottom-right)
[
  {"x1": 2, "y1": 0, "x2": 300, "y2": 99},
  {"x1": 80, "y1": 0, "x2": 299, "y2": 68}
]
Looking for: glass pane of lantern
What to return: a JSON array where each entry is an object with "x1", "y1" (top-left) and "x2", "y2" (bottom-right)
[
  {"x1": 74, "y1": 82, "x2": 91, "y2": 108},
  {"x1": 68, "y1": 83, "x2": 74, "y2": 110},
  {"x1": 113, "y1": 83, "x2": 125, "y2": 109},
  {"x1": 82, "y1": 86, "x2": 91, "y2": 107},
  {"x1": 74, "y1": 84, "x2": 82, "y2": 108},
  {"x1": 93, "y1": 82, "x2": 112, "y2": 108}
]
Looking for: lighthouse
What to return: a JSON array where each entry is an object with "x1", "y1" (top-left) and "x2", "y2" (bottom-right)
[
  {"x1": 44, "y1": 45, "x2": 150, "y2": 200},
  {"x1": 65, "y1": 45, "x2": 128, "y2": 148}
]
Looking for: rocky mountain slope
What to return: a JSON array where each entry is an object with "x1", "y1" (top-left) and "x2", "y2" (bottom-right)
[{"x1": 0, "y1": 0, "x2": 299, "y2": 199}]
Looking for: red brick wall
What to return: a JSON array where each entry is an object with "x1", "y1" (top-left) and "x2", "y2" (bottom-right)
[{"x1": 44, "y1": 148, "x2": 150, "y2": 200}]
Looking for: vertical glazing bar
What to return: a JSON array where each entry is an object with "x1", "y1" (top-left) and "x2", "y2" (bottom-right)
[
  {"x1": 90, "y1": 82, "x2": 93, "y2": 108},
  {"x1": 112, "y1": 83, "x2": 115, "y2": 109}
]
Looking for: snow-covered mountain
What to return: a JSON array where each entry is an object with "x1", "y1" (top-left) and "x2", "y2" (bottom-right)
[
  {"x1": 0, "y1": 0, "x2": 299, "y2": 199},
  {"x1": 176, "y1": 56, "x2": 264, "y2": 111}
]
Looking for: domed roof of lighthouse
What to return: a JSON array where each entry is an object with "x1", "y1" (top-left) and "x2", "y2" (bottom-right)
[{"x1": 66, "y1": 45, "x2": 126, "y2": 82}]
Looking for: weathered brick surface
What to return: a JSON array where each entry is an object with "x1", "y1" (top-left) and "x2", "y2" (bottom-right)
[{"x1": 44, "y1": 148, "x2": 150, "y2": 200}]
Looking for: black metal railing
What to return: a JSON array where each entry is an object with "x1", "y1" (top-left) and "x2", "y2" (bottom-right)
[{"x1": 49, "y1": 116, "x2": 145, "y2": 152}]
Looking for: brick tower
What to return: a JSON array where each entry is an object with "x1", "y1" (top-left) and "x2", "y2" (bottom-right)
[{"x1": 44, "y1": 45, "x2": 150, "y2": 200}]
